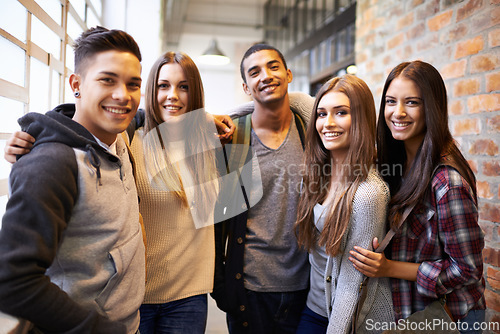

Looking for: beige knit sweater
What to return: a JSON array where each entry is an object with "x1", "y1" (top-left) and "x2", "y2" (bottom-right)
[{"x1": 131, "y1": 128, "x2": 215, "y2": 304}]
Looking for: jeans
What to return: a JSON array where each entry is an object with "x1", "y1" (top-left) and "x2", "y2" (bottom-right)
[
  {"x1": 295, "y1": 305, "x2": 328, "y2": 334},
  {"x1": 227, "y1": 289, "x2": 308, "y2": 334},
  {"x1": 458, "y1": 309, "x2": 485, "y2": 334},
  {"x1": 139, "y1": 294, "x2": 208, "y2": 334}
]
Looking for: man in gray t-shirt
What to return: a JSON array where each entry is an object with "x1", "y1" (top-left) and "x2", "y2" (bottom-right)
[{"x1": 212, "y1": 44, "x2": 312, "y2": 334}]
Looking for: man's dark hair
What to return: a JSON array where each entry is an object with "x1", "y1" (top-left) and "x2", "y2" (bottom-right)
[
  {"x1": 239, "y1": 43, "x2": 288, "y2": 83},
  {"x1": 73, "y1": 26, "x2": 142, "y2": 74}
]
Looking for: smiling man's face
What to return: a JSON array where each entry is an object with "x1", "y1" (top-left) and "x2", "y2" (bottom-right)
[
  {"x1": 70, "y1": 50, "x2": 142, "y2": 145},
  {"x1": 242, "y1": 49, "x2": 292, "y2": 107}
]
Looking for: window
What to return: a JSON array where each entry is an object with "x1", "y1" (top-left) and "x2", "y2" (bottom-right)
[{"x1": 0, "y1": 0, "x2": 102, "y2": 224}]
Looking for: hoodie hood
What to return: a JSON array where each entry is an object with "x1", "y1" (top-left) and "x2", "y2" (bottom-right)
[
  {"x1": 18, "y1": 104, "x2": 111, "y2": 185},
  {"x1": 18, "y1": 104, "x2": 99, "y2": 150}
]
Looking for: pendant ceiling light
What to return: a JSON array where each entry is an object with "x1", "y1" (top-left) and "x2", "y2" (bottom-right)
[{"x1": 199, "y1": 39, "x2": 230, "y2": 66}]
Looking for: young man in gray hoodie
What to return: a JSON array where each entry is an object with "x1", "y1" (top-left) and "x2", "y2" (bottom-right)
[{"x1": 0, "y1": 26, "x2": 145, "y2": 333}]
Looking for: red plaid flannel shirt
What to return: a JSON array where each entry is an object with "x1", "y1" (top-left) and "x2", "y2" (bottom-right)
[{"x1": 390, "y1": 166, "x2": 485, "y2": 321}]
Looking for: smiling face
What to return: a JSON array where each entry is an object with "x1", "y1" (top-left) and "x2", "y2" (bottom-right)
[
  {"x1": 384, "y1": 76, "x2": 426, "y2": 154},
  {"x1": 315, "y1": 91, "x2": 352, "y2": 162},
  {"x1": 156, "y1": 63, "x2": 189, "y2": 123},
  {"x1": 241, "y1": 49, "x2": 292, "y2": 106},
  {"x1": 70, "y1": 50, "x2": 142, "y2": 145}
]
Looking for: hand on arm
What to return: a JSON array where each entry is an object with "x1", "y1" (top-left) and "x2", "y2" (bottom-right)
[
  {"x1": 349, "y1": 237, "x2": 419, "y2": 281},
  {"x1": 210, "y1": 114, "x2": 235, "y2": 144},
  {"x1": 4, "y1": 131, "x2": 35, "y2": 163}
]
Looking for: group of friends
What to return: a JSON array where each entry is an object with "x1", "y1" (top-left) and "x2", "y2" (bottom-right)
[{"x1": 0, "y1": 26, "x2": 486, "y2": 334}]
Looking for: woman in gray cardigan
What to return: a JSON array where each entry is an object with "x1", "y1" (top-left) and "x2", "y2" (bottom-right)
[{"x1": 295, "y1": 75, "x2": 394, "y2": 334}]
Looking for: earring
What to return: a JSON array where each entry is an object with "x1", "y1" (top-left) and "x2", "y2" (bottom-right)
[{"x1": 74, "y1": 91, "x2": 80, "y2": 98}]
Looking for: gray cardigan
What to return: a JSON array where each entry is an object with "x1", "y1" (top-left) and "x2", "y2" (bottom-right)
[{"x1": 312, "y1": 169, "x2": 395, "y2": 334}]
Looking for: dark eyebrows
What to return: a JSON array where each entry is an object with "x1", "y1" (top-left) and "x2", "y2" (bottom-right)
[
  {"x1": 246, "y1": 60, "x2": 281, "y2": 75},
  {"x1": 99, "y1": 71, "x2": 142, "y2": 82},
  {"x1": 385, "y1": 94, "x2": 422, "y2": 100},
  {"x1": 317, "y1": 105, "x2": 350, "y2": 110}
]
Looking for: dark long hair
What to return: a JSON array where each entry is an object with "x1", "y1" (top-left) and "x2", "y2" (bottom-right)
[
  {"x1": 377, "y1": 61, "x2": 477, "y2": 229},
  {"x1": 295, "y1": 75, "x2": 377, "y2": 256}
]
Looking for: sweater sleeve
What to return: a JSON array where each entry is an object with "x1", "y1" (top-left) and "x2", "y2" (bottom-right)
[
  {"x1": 0, "y1": 143, "x2": 126, "y2": 333},
  {"x1": 327, "y1": 174, "x2": 389, "y2": 334},
  {"x1": 416, "y1": 168, "x2": 483, "y2": 298}
]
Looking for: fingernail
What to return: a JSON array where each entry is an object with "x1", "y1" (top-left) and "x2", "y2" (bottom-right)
[{"x1": 225, "y1": 127, "x2": 230, "y2": 133}]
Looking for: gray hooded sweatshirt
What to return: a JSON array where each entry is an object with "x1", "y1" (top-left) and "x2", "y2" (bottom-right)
[{"x1": 0, "y1": 104, "x2": 145, "y2": 333}]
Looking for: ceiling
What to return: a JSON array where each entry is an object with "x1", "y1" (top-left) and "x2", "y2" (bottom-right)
[{"x1": 161, "y1": 0, "x2": 269, "y2": 51}]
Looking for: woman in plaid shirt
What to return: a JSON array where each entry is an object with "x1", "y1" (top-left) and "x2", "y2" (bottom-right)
[{"x1": 349, "y1": 61, "x2": 486, "y2": 333}]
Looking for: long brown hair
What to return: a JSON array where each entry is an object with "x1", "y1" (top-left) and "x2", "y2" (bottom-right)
[
  {"x1": 295, "y1": 75, "x2": 377, "y2": 256},
  {"x1": 377, "y1": 61, "x2": 477, "y2": 229},
  {"x1": 142, "y1": 51, "x2": 219, "y2": 222}
]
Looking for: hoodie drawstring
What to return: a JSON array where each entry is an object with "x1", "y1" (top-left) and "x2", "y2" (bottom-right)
[{"x1": 86, "y1": 144, "x2": 102, "y2": 186}]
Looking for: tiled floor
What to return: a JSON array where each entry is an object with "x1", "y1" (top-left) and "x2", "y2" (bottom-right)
[{"x1": 206, "y1": 296, "x2": 229, "y2": 334}]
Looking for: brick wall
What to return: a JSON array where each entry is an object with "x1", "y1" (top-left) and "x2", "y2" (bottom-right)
[{"x1": 355, "y1": 0, "x2": 500, "y2": 331}]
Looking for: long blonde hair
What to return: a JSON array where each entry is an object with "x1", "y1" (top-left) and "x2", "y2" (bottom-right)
[{"x1": 295, "y1": 75, "x2": 377, "y2": 256}]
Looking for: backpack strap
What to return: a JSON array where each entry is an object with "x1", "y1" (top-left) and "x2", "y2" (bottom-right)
[{"x1": 292, "y1": 109, "x2": 307, "y2": 150}]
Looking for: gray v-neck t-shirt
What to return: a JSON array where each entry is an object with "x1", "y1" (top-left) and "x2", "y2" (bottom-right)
[{"x1": 243, "y1": 115, "x2": 310, "y2": 292}]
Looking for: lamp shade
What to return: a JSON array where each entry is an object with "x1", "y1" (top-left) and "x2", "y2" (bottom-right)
[{"x1": 199, "y1": 39, "x2": 230, "y2": 65}]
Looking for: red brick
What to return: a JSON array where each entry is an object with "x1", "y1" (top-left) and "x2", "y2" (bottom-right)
[
  {"x1": 417, "y1": 34, "x2": 439, "y2": 52},
  {"x1": 397, "y1": 12, "x2": 414, "y2": 30},
  {"x1": 490, "y1": 28, "x2": 500, "y2": 48},
  {"x1": 479, "y1": 221, "x2": 497, "y2": 243},
  {"x1": 387, "y1": 33, "x2": 405, "y2": 50},
  {"x1": 370, "y1": 17, "x2": 385, "y2": 31},
  {"x1": 450, "y1": 100, "x2": 464, "y2": 115},
  {"x1": 455, "y1": 36, "x2": 485, "y2": 59},
  {"x1": 471, "y1": 11, "x2": 495, "y2": 35},
  {"x1": 469, "y1": 139, "x2": 499, "y2": 156},
  {"x1": 468, "y1": 159, "x2": 479, "y2": 174},
  {"x1": 442, "y1": 23, "x2": 468, "y2": 44},
  {"x1": 388, "y1": 5, "x2": 405, "y2": 18},
  {"x1": 467, "y1": 94, "x2": 500, "y2": 113},
  {"x1": 493, "y1": 6, "x2": 500, "y2": 26},
  {"x1": 416, "y1": 0, "x2": 440, "y2": 20},
  {"x1": 362, "y1": 6, "x2": 374, "y2": 22},
  {"x1": 486, "y1": 313, "x2": 500, "y2": 334},
  {"x1": 483, "y1": 160, "x2": 500, "y2": 177},
  {"x1": 471, "y1": 53, "x2": 499, "y2": 73},
  {"x1": 487, "y1": 115, "x2": 500, "y2": 132},
  {"x1": 478, "y1": 181, "x2": 495, "y2": 199},
  {"x1": 441, "y1": 59, "x2": 467, "y2": 79},
  {"x1": 486, "y1": 72, "x2": 500, "y2": 92},
  {"x1": 487, "y1": 266, "x2": 500, "y2": 291},
  {"x1": 412, "y1": 0, "x2": 424, "y2": 7},
  {"x1": 452, "y1": 118, "x2": 481, "y2": 136},
  {"x1": 457, "y1": 0, "x2": 484, "y2": 21},
  {"x1": 407, "y1": 22, "x2": 426, "y2": 40},
  {"x1": 485, "y1": 289, "x2": 500, "y2": 312},
  {"x1": 454, "y1": 78, "x2": 481, "y2": 96},
  {"x1": 428, "y1": 10, "x2": 453, "y2": 31},
  {"x1": 356, "y1": 51, "x2": 368, "y2": 64},
  {"x1": 484, "y1": 247, "x2": 500, "y2": 267},
  {"x1": 480, "y1": 203, "x2": 500, "y2": 223}
]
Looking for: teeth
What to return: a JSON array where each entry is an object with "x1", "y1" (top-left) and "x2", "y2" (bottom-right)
[
  {"x1": 324, "y1": 132, "x2": 341, "y2": 137},
  {"x1": 105, "y1": 107, "x2": 128, "y2": 114},
  {"x1": 393, "y1": 122, "x2": 410, "y2": 127},
  {"x1": 262, "y1": 85, "x2": 277, "y2": 92},
  {"x1": 164, "y1": 106, "x2": 181, "y2": 111}
]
